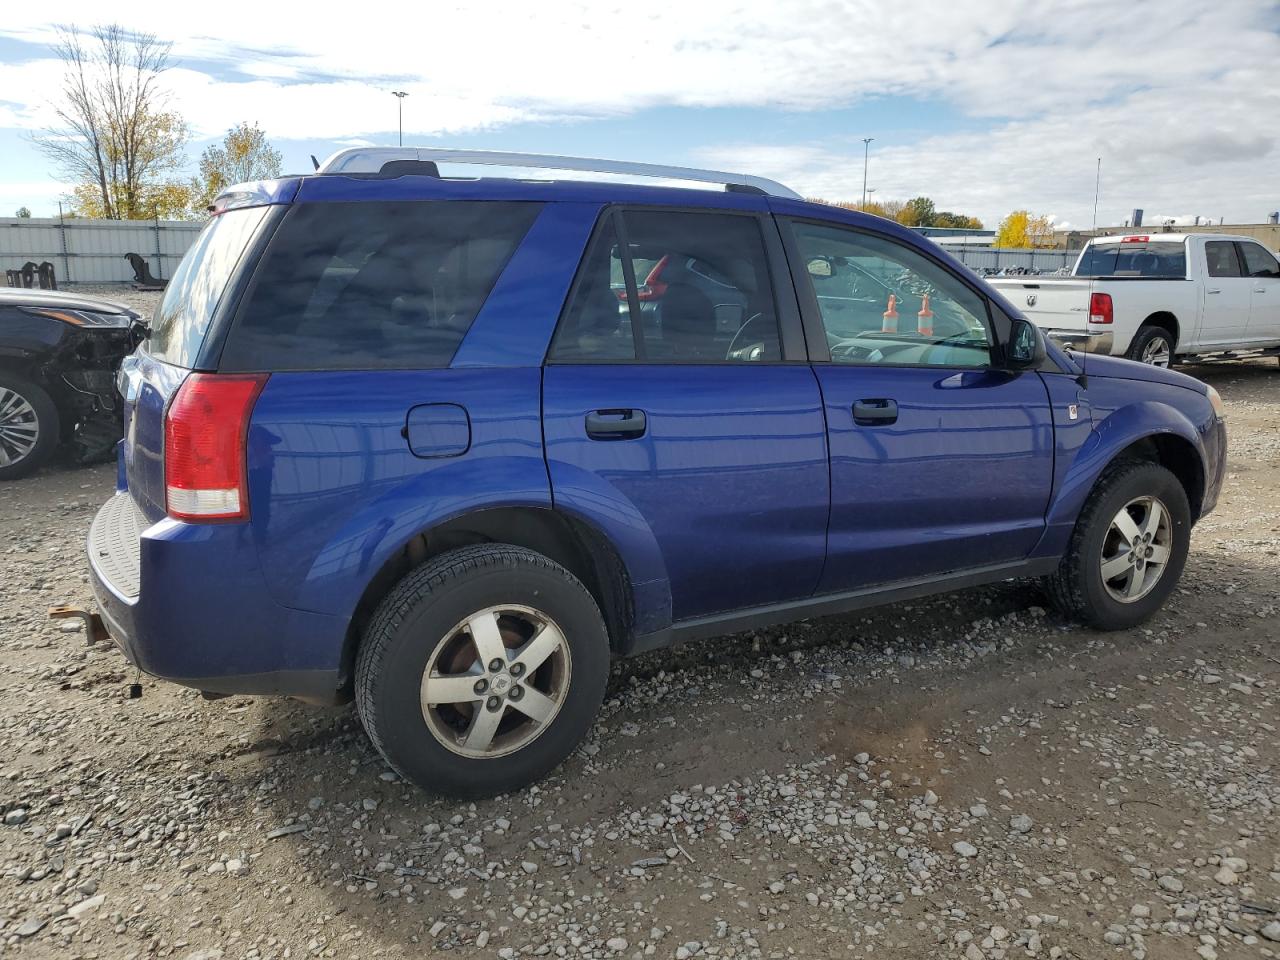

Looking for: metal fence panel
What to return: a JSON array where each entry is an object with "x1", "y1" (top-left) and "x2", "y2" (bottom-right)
[
  {"x1": 0, "y1": 217, "x2": 205, "y2": 284},
  {"x1": 941, "y1": 246, "x2": 1076, "y2": 274}
]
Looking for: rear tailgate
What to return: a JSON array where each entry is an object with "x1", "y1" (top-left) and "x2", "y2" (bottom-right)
[
  {"x1": 986, "y1": 277, "x2": 1093, "y2": 333},
  {"x1": 120, "y1": 203, "x2": 276, "y2": 522}
]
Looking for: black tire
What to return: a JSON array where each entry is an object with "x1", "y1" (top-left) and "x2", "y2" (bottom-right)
[
  {"x1": 355, "y1": 544, "x2": 610, "y2": 798},
  {"x1": 1045, "y1": 461, "x2": 1191, "y2": 630},
  {"x1": 0, "y1": 374, "x2": 59, "y2": 481},
  {"x1": 1125, "y1": 325, "x2": 1175, "y2": 367}
]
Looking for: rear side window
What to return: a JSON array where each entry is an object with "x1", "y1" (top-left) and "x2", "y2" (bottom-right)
[
  {"x1": 1205, "y1": 241, "x2": 1242, "y2": 277},
  {"x1": 550, "y1": 209, "x2": 781, "y2": 363},
  {"x1": 220, "y1": 201, "x2": 541, "y2": 371},
  {"x1": 1076, "y1": 243, "x2": 1186, "y2": 278},
  {"x1": 149, "y1": 207, "x2": 268, "y2": 367}
]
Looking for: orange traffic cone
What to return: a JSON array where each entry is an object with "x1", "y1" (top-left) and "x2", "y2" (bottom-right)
[
  {"x1": 882, "y1": 294, "x2": 899, "y2": 333},
  {"x1": 917, "y1": 294, "x2": 933, "y2": 337}
]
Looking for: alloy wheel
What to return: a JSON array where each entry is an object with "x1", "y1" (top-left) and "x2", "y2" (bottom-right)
[
  {"x1": 0, "y1": 387, "x2": 39, "y2": 467},
  {"x1": 1099, "y1": 495, "x2": 1173, "y2": 603},
  {"x1": 1140, "y1": 336, "x2": 1171, "y2": 367},
  {"x1": 420, "y1": 604, "x2": 572, "y2": 758}
]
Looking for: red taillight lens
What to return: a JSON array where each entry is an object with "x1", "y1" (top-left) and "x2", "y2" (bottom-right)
[
  {"x1": 615, "y1": 255, "x2": 672, "y2": 302},
  {"x1": 164, "y1": 373, "x2": 267, "y2": 522},
  {"x1": 1089, "y1": 292, "x2": 1114, "y2": 325}
]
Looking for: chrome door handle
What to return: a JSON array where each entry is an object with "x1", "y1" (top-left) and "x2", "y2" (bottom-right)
[
  {"x1": 1255, "y1": 287, "x2": 1267, "y2": 293},
  {"x1": 1205, "y1": 288, "x2": 1221, "y2": 295}
]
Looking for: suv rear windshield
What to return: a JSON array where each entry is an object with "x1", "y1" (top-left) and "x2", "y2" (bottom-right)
[
  {"x1": 148, "y1": 206, "x2": 268, "y2": 367},
  {"x1": 1075, "y1": 243, "x2": 1186, "y2": 278},
  {"x1": 219, "y1": 200, "x2": 541, "y2": 372}
]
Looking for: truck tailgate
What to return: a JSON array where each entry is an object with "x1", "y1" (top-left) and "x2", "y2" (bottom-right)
[{"x1": 987, "y1": 278, "x2": 1093, "y2": 331}]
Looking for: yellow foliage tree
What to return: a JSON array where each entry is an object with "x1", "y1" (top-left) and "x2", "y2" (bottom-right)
[
  {"x1": 193, "y1": 122, "x2": 283, "y2": 214},
  {"x1": 994, "y1": 210, "x2": 1055, "y2": 248}
]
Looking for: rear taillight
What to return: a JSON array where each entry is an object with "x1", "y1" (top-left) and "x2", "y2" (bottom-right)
[
  {"x1": 1089, "y1": 292, "x2": 1114, "y2": 325},
  {"x1": 164, "y1": 373, "x2": 267, "y2": 522}
]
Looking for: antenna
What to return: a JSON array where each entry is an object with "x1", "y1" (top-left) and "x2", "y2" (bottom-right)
[
  {"x1": 1091, "y1": 157, "x2": 1101, "y2": 233},
  {"x1": 310, "y1": 154, "x2": 320, "y2": 172}
]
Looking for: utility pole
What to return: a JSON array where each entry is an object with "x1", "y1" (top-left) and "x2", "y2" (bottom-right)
[
  {"x1": 861, "y1": 138, "x2": 874, "y2": 208},
  {"x1": 392, "y1": 91, "x2": 409, "y2": 146}
]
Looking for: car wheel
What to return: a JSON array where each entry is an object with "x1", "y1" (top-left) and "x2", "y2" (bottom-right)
[
  {"x1": 0, "y1": 375, "x2": 59, "y2": 481},
  {"x1": 1126, "y1": 325, "x2": 1174, "y2": 367},
  {"x1": 355, "y1": 544, "x2": 610, "y2": 797},
  {"x1": 1045, "y1": 460, "x2": 1190, "y2": 630}
]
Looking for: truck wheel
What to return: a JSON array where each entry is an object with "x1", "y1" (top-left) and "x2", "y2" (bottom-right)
[
  {"x1": 355, "y1": 544, "x2": 610, "y2": 798},
  {"x1": 1126, "y1": 326, "x2": 1174, "y2": 367},
  {"x1": 0, "y1": 375, "x2": 59, "y2": 481},
  {"x1": 1045, "y1": 461, "x2": 1190, "y2": 630}
]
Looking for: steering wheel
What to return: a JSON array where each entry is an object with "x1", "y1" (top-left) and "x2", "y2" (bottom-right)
[{"x1": 725, "y1": 313, "x2": 773, "y2": 361}]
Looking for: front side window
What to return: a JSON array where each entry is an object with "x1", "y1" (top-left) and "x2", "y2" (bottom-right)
[
  {"x1": 790, "y1": 221, "x2": 993, "y2": 368},
  {"x1": 1205, "y1": 241, "x2": 1242, "y2": 278},
  {"x1": 550, "y1": 209, "x2": 781, "y2": 363},
  {"x1": 1239, "y1": 242, "x2": 1280, "y2": 278},
  {"x1": 220, "y1": 201, "x2": 541, "y2": 372}
]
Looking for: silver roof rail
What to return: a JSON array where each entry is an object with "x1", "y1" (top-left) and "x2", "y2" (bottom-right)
[{"x1": 316, "y1": 146, "x2": 803, "y2": 200}]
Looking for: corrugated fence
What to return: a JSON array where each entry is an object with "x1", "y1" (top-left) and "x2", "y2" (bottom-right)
[{"x1": 1, "y1": 216, "x2": 204, "y2": 285}]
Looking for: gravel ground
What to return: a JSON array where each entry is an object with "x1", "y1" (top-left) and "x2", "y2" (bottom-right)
[{"x1": 3, "y1": 293, "x2": 1279, "y2": 960}]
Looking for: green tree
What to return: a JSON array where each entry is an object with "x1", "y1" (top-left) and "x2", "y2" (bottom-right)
[
  {"x1": 32, "y1": 24, "x2": 189, "y2": 220},
  {"x1": 14, "y1": 207, "x2": 32, "y2": 218},
  {"x1": 995, "y1": 210, "x2": 1055, "y2": 248},
  {"x1": 934, "y1": 211, "x2": 984, "y2": 230},
  {"x1": 193, "y1": 122, "x2": 283, "y2": 213},
  {"x1": 898, "y1": 196, "x2": 937, "y2": 227}
]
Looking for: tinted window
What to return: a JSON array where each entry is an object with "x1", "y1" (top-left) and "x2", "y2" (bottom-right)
[
  {"x1": 791, "y1": 221, "x2": 993, "y2": 368},
  {"x1": 1205, "y1": 241, "x2": 1242, "y2": 278},
  {"x1": 1239, "y1": 242, "x2": 1280, "y2": 278},
  {"x1": 1075, "y1": 243, "x2": 1186, "y2": 278},
  {"x1": 149, "y1": 207, "x2": 267, "y2": 367},
  {"x1": 220, "y1": 201, "x2": 540, "y2": 371},
  {"x1": 550, "y1": 210, "x2": 781, "y2": 363}
]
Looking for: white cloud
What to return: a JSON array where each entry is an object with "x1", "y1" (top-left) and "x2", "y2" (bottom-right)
[{"x1": 1, "y1": 0, "x2": 1277, "y2": 225}]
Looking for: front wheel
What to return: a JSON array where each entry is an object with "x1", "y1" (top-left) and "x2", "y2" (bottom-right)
[
  {"x1": 0, "y1": 375, "x2": 59, "y2": 481},
  {"x1": 355, "y1": 544, "x2": 610, "y2": 798},
  {"x1": 1126, "y1": 325, "x2": 1175, "y2": 367},
  {"x1": 1045, "y1": 461, "x2": 1191, "y2": 630}
]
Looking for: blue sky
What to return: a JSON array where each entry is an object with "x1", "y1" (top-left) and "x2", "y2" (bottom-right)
[{"x1": 1, "y1": 1, "x2": 1277, "y2": 229}]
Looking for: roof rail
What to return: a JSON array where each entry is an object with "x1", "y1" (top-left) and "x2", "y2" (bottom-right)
[{"x1": 315, "y1": 147, "x2": 803, "y2": 200}]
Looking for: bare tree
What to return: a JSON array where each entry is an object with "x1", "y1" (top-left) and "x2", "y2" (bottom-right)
[{"x1": 33, "y1": 24, "x2": 190, "y2": 219}]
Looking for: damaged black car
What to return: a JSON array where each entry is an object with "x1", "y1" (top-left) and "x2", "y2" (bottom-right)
[{"x1": 0, "y1": 289, "x2": 145, "y2": 480}]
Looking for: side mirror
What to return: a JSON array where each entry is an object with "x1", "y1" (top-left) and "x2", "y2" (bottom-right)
[{"x1": 1006, "y1": 317, "x2": 1045, "y2": 369}]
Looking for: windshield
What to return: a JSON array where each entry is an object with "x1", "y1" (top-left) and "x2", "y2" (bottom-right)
[
  {"x1": 148, "y1": 207, "x2": 269, "y2": 367},
  {"x1": 1075, "y1": 243, "x2": 1186, "y2": 278}
]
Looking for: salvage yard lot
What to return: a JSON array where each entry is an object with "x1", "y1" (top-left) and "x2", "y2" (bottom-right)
[{"x1": 1, "y1": 351, "x2": 1278, "y2": 960}]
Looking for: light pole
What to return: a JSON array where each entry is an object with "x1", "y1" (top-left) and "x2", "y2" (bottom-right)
[
  {"x1": 861, "y1": 137, "x2": 874, "y2": 208},
  {"x1": 392, "y1": 91, "x2": 409, "y2": 146}
]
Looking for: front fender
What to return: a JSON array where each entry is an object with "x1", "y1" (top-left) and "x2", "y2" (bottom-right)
[{"x1": 1043, "y1": 398, "x2": 1208, "y2": 538}]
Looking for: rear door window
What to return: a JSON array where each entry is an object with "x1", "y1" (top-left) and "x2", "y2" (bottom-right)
[
  {"x1": 551, "y1": 209, "x2": 782, "y2": 363},
  {"x1": 1205, "y1": 241, "x2": 1243, "y2": 277},
  {"x1": 219, "y1": 201, "x2": 541, "y2": 372},
  {"x1": 1076, "y1": 243, "x2": 1186, "y2": 278},
  {"x1": 149, "y1": 206, "x2": 268, "y2": 367}
]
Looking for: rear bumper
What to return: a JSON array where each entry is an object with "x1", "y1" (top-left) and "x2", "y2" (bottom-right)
[
  {"x1": 87, "y1": 492, "x2": 351, "y2": 704},
  {"x1": 1046, "y1": 329, "x2": 1114, "y2": 355}
]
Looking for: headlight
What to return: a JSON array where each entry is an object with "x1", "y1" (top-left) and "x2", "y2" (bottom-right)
[
  {"x1": 1207, "y1": 385, "x2": 1226, "y2": 420},
  {"x1": 20, "y1": 306, "x2": 133, "y2": 329}
]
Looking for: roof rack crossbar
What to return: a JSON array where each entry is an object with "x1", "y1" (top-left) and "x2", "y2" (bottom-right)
[{"x1": 316, "y1": 147, "x2": 802, "y2": 200}]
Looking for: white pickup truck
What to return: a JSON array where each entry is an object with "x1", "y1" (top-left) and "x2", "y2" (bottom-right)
[{"x1": 988, "y1": 233, "x2": 1280, "y2": 366}]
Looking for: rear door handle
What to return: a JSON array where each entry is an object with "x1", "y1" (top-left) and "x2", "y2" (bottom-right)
[
  {"x1": 1205, "y1": 288, "x2": 1221, "y2": 295},
  {"x1": 585, "y1": 409, "x2": 647, "y2": 440},
  {"x1": 853, "y1": 398, "x2": 898, "y2": 425}
]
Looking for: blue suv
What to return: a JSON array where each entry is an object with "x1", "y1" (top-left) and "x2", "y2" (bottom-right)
[{"x1": 86, "y1": 148, "x2": 1227, "y2": 797}]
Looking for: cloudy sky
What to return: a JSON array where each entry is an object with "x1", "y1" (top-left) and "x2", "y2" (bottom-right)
[{"x1": 0, "y1": 0, "x2": 1277, "y2": 228}]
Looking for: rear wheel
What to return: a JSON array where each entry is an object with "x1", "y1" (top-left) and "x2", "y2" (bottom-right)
[
  {"x1": 1126, "y1": 325, "x2": 1174, "y2": 367},
  {"x1": 355, "y1": 544, "x2": 610, "y2": 797},
  {"x1": 0, "y1": 375, "x2": 58, "y2": 481},
  {"x1": 1045, "y1": 461, "x2": 1190, "y2": 630}
]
